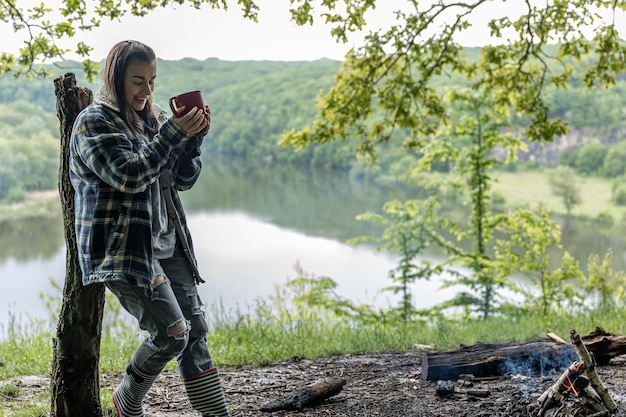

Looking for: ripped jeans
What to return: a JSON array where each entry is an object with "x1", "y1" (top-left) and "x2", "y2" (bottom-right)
[{"x1": 106, "y1": 247, "x2": 214, "y2": 378}]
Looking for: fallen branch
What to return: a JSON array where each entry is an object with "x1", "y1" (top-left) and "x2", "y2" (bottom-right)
[{"x1": 260, "y1": 377, "x2": 347, "y2": 412}]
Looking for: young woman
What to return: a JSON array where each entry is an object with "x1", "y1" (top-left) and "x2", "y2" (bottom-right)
[{"x1": 69, "y1": 40, "x2": 230, "y2": 417}]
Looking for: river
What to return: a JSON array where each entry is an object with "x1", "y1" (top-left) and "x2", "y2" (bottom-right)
[
  {"x1": 0, "y1": 160, "x2": 459, "y2": 336},
  {"x1": 0, "y1": 159, "x2": 623, "y2": 336}
]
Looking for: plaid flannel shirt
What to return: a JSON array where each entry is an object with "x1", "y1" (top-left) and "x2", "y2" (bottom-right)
[{"x1": 69, "y1": 94, "x2": 203, "y2": 287}]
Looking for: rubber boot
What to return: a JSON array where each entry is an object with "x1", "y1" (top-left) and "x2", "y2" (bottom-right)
[
  {"x1": 112, "y1": 361, "x2": 159, "y2": 417},
  {"x1": 183, "y1": 368, "x2": 230, "y2": 417}
]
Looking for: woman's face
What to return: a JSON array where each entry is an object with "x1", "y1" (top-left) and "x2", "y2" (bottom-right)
[{"x1": 123, "y1": 60, "x2": 157, "y2": 111}]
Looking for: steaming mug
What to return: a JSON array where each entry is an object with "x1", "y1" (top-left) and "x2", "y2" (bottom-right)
[{"x1": 169, "y1": 90, "x2": 208, "y2": 118}]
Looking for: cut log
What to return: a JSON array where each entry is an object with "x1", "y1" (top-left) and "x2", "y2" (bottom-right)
[
  {"x1": 259, "y1": 377, "x2": 347, "y2": 412},
  {"x1": 422, "y1": 329, "x2": 626, "y2": 381},
  {"x1": 422, "y1": 338, "x2": 576, "y2": 381}
]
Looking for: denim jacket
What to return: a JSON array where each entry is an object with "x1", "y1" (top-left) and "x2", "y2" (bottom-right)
[{"x1": 69, "y1": 88, "x2": 204, "y2": 287}]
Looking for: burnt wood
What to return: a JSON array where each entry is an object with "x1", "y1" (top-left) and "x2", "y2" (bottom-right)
[
  {"x1": 581, "y1": 326, "x2": 626, "y2": 365},
  {"x1": 422, "y1": 329, "x2": 626, "y2": 382},
  {"x1": 422, "y1": 338, "x2": 577, "y2": 381}
]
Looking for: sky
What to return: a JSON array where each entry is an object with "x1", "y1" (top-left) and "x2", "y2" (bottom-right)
[
  {"x1": 2, "y1": 0, "x2": 625, "y2": 62},
  {"x1": 1, "y1": 0, "x2": 501, "y2": 62}
]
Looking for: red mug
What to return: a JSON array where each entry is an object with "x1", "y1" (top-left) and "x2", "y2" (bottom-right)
[{"x1": 169, "y1": 90, "x2": 207, "y2": 117}]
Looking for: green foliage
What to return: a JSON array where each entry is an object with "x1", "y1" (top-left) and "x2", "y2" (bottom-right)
[
  {"x1": 0, "y1": 325, "x2": 53, "y2": 378},
  {"x1": 558, "y1": 148, "x2": 579, "y2": 169},
  {"x1": 279, "y1": 262, "x2": 378, "y2": 322},
  {"x1": 493, "y1": 206, "x2": 583, "y2": 316},
  {"x1": 595, "y1": 210, "x2": 614, "y2": 228},
  {"x1": 4, "y1": 262, "x2": 626, "y2": 389},
  {"x1": 0, "y1": 59, "x2": 359, "y2": 179},
  {"x1": 4, "y1": 278, "x2": 626, "y2": 379},
  {"x1": 547, "y1": 166, "x2": 582, "y2": 216},
  {"x1": 418, "y1": 90, "x2": 524, "y2": 319},
  {"x1": 611, "y1": 177, "x2": 626, "y2": 206},
  {"x1": 282, "y1": 2, "x2": 626, "y2": 319},
  {"x1": 2, "y1": 54, "x2": 626, "y2": 199},
  {"x1": 1, "y1": 0, "x2": 260, "y2": 79},
  {"x1": 602, "y1": 140, "x2": 626, "y2": 178},
  {"x1": 5, "y1": 186, "x2": 25, "y2": 204},
  {"x1": 0, "y1": 103, "x2": 59, "y2": 199},
  {"x1": 283, "y1": 2, "x2": 626, "y2": 152},
  {"x1": 579, "y1": 249, "x2": 626, "y2": 312},
  {"x1": 349, "y1": 198, "x2": 443, "y2": 322},
  {"x1": 575, "y1": 142, "x2": 608, "y2": 176},
  {"x1": 4, "y1": 0, "x2": 626, "y2": 329},
  {"x1": 0, "y1": 381, "x2": 20, "y2": 397},
  {"x1": 491, "y1": 191, "x2": 506, "y2": 208}
]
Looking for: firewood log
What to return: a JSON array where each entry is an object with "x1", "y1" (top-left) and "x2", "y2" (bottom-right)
[
  {"x1": 536, "y1": 361, "x2": 586, "y2": 417},
  {"x1": 570, "y1": 330, "x2": 617, "y2": 413}
]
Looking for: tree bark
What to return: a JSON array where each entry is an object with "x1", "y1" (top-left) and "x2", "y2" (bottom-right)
[
  {"x1": 422, "y1": 329, "x2": 626, "y2": 382},
  {"x1": 422, "y1": 338, "x2": 576, "y2": 381},
  {"x1": 51, "y1": 73, "x2": 105, "y2": 417},
  {"x1": 581, "y1": 326, "x2": 626, "y2": 365}
]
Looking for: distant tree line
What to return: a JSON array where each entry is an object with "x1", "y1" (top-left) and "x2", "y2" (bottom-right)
[{"x1": 1, "y1": 52, "x2": 626, "y2": 201}]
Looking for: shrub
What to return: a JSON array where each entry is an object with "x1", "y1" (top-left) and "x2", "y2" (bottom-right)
[
  {"x1": 575, "y1": 142, "x2": 608, "y2": 176},
  {"x1": 6, "y1": 186, "x2": 25, "y2": 204},
  {"x1": 611, "y1": 179, "x2": 626, "y2": 206},
  {"x1": 595, "y1": 210, "x2": 614, "y2": 228}
]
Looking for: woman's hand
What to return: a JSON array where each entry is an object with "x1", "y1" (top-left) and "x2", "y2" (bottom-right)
[
  {"x1": 200, "y1": 105, "x2": 211, "y2": 135},
  {"x1": 172, "y1": 107, "x2": 209, "y2": 136}
]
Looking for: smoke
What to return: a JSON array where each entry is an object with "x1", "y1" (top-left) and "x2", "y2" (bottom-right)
[
  {"x1": 499, "y1": 348, "x2": 578, "y2": 398},
  {"x1": 500, "y1": 348, "x2": 578, "y2": 379}
]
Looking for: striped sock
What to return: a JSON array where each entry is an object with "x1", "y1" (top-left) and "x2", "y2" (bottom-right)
[
  {"x1": 112, "y1": 362, "x2": 159, "y2": 417},
  {"x1": 183, "y1": 368, "x2": 230, "y2": 417}
]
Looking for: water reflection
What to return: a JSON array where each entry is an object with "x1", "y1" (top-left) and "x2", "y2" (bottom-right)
[
  {"x1": 1, "y1": 159, "x2": 626, "y2": 330},
  {"x1": 0, "y1": 215, "x2": 64, "y2": 262},
  {"x1": 190, "y1": 212, "x2": 424, "y2": 312},
  {"x1": 183, "y1": 158, "x2": 414, "y2": 241},
  {"x1": 0, "y1": 212, "x2": 462, "y2": 334}
]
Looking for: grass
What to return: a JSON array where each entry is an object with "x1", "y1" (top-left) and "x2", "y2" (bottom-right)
[
  {"x1": 2, "y1": 303, "x2": 626, "y2": 379},
  {"x1": 2, "y1": 285, "x2": 626, "y2": 416},
  {"x1": 1, "y1": 167, "x2": 626, "y2": 414},
  {"x1": 0, "y1": 191, "x2": 60, "y2": 223},
  {"x1": 492, "y1": 169, "x2": 625, "y2": 220}
]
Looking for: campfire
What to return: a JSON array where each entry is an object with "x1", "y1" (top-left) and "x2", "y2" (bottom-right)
[
  {"x1": 534, "y1": 331, "x2": 616, "y2": 416},
  {"x1": 425, "y1": 329, "x2": 625, "y2": 416}
]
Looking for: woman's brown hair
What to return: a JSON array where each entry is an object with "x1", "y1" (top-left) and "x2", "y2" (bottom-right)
[{"x1": 102, "y1": 40, "x2": 157, "y2": 134}]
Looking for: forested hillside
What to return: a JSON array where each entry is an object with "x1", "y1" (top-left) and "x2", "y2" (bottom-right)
[{"x1": 1, "y1": 49, "x2": 626, "y2": 201}]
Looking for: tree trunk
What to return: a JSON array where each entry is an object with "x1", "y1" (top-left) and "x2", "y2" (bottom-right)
[{"x1": 51, "y1": 73, "x2": 105, "y2": 417}]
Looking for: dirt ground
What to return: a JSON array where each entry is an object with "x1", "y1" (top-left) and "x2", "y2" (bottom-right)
[{"x1": 5, "y1": 349, "x2": 626, "y2": 416}]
